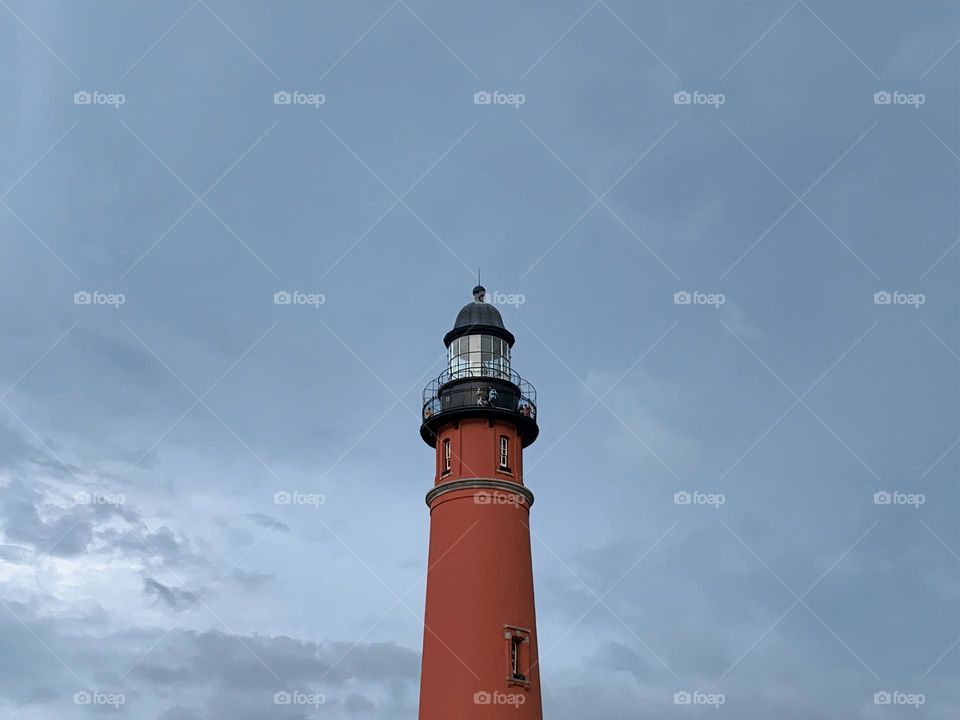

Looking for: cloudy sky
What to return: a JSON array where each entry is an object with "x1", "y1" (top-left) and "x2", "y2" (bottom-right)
[{"x1": 1, "y1": 1, "x2": 958, "y2": 718}]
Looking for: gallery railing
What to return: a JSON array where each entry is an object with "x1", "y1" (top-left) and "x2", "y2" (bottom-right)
[{"x1": 422, "y1": 367, "x2": 537, "y2": 423}]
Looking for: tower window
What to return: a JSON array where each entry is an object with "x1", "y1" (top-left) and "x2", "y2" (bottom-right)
[
  {"x1": 510, "y1": 636, "x2": 523, "y2": 680},
  {"x1": 498, "y1": 436, "x2": 510, "y2": 471},
  {"x1": 443, "y1": 439, "x2": 451, "y2": 474},
  {"x1": 503, "y1": 626, "x2": 530, "y2": 685}
]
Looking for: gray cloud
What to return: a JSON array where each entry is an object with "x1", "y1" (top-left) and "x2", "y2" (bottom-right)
[
  {"x1": 0, "y1": 600, "x2": 419, "y2": 719},
  {"x1": 245, "y1": 512, "x2": 290, "y2": 533},
  {"x1": 0, "y1": 479, "x2": 96, "y2": 556},
  {"x1": 143, "y1": 577, "x2": 201, "y2": 609}
]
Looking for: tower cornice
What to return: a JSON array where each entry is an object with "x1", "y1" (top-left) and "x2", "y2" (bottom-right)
[{"x1": 425, "y1": 478, "x2": 535, "y2": 508}]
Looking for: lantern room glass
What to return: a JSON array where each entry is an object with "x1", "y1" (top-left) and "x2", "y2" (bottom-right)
[{"x1": 447, "y1": 334, "x2": 511, "y2": 380}]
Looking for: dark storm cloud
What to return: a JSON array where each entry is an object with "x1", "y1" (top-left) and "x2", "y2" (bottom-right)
[
  {"x1": 245, "y1": 512, "x2": 290, "y2": 533},
  {"x1": 141, "y1": 571, "x2": 271, "y2": 608},
  {"x1": 0, "y1": 422, "x2": 51, "y2": 473},
  {"x1": 0, "y1": 600, "x2": 419, "y2": 718},
  {"x1": 143, "y1": 577, "x2": 201, "y2": 609},
  {"x1": 0, "y1": 478, "x2": 96, "y2": 556},
  {"x1": 98, "y1": 523, "x2": 205, "y2": 570},
  {"x1": 0, "y1": 474, "x2": 200, "y2": 568}
]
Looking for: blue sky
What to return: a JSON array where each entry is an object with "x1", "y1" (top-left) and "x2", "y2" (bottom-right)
[{"x1": 0, "y1": 1, "x2": 958, "y2": 718}]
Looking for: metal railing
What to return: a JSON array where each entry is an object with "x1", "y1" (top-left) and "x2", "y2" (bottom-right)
[{"x1": 422, "y1": 367, "x2": 537, "y2": 422}]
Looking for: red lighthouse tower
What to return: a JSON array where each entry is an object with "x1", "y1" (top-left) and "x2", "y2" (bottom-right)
[{"x1": 418, "y1": 286, "x2": 543, "y2": 719}]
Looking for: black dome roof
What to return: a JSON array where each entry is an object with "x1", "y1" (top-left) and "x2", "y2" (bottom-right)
[
  {"x1": 443, "y1": 287, "x2": 516, "y2": 347},
  {"x1": 453, "y1": 300, "x2": 505, "y2": 330}
]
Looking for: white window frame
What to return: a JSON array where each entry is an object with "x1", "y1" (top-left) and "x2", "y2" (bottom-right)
[{"x1": 498, "y1": 436, "x2": 509, "y2": 470}]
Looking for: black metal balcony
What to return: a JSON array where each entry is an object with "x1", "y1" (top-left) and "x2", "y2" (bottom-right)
[{"x1": 420, "y1": 367, "x2": 538, "y2": 447}]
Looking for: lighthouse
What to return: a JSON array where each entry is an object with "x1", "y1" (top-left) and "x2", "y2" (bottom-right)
[{"x1": 418, "y1": 286, "x2": 543, "y2": 719}]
